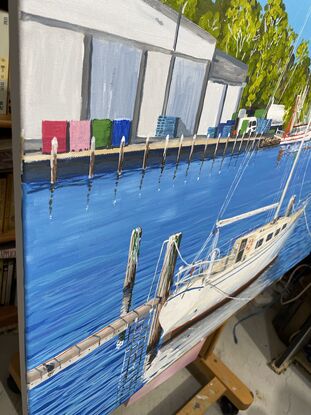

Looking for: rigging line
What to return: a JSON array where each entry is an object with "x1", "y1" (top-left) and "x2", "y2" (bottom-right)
[
  {"x1": 299, "y1": 148, "x2": 311, "y2": 202},
  {"x1": 271, "y1": 3, "x2": 311, "y2": 101},
  {"x1": 206, "y1": 280, "x2": 260, "y2": 302},
  {"x1": 218, "y1": 149, "x2": 255, "y2": 220}
]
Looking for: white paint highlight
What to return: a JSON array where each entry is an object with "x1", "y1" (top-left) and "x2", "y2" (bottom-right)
[
  {"x1": 166, "y1": 57, "x2": 207, "y2": 136},
  {"x1": 198, "y1": 81, "x2": 226, "y2": 135},
  {"x1": 138, "y1": 51, "x2": 171, "y2": 137},
  {"x1": 220, "y1": 85, "x2": 243, "y2": 123},
  {"x1": 20, "y1": 20, "x2": 84, "y2": 140}
]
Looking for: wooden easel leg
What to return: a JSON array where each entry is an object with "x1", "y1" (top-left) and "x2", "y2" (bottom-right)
[{"x1": 177, "y1": 324, "x2": 254, "y2": 414}]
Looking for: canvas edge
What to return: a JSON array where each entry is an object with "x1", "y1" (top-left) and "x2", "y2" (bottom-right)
[{"x1": 8, "y1": 1, "x2": 28, "y2": 414}]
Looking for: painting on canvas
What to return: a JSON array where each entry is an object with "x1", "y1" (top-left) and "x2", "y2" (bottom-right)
[{"x1": 9, "y1": 0, "x2": 311, "y2": 414}]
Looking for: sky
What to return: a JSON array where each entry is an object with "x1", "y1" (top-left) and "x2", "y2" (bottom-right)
[{"x1": 259, "y1": 0, "x2": 311, "y2": 53}]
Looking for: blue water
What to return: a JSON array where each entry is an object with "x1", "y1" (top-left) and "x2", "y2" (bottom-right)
[{"x1": 23, "y1": 146, "x2": 311, "y2": 414}]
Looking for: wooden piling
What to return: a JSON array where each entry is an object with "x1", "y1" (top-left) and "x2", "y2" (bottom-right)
[
  {"x1": 238, "y1": 132, "x2": 246, "y2": 152},
  {"x1": 88, "y1": 136, "x2": 96, "y2": 179},
  {"x1": 202, "y1": 134, "x2": 209, "y2": 160},
  {"x1": 213, "y1": 134, "x2": 221, "y2": 158},
  {"x1": 145, "y1": 232, "x2": 182, "y2": 367},
  {"x1": 231, "y1": 132, "x2": 239, "y2": 155},
  {"x1": 117, "y1": 227, "x2": 143, "y2": 347},
  {"x1": 120, "y1": 227, "x2": 143, "y2": 316},
  {"x1": 117, "y1": 136, "x2": 126, "y2": 175},
  {"x1": 142, "y1": 137, "x2": 150, "y2": 170},
  {"x1": 162, "y1": 135, "x2": 169, "y2": 166},
  {"x1": 245, "y1": 131, "x2": 252, "y2": 151},
  {"x1": 188, "y1": 134, "x2": 196, "y2": 163},
  {"x1": 50, "y1": 137, "x2": 58, "y2": 184},
  {"x1": 222, "y1": 133, "x2": 230, "y2": 156},
  {"x1": 176, "y1": 134, "x2": 184, "y2": 165}
]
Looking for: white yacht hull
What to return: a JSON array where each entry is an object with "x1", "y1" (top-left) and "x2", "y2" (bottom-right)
[{"x1": 159, "y1": 209, "x2": 303, "y2": 336}]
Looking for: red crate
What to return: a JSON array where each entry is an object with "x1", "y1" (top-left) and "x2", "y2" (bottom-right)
[{"x1": 42, "y1": 121, "x2": 68, "y2": 154}]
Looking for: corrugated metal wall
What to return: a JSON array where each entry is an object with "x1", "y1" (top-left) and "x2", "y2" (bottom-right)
[
  {"x1": 197, "y1": 81, "x2": 227, "y2": 135},
  {"x1": 90, "y1": 38, "x2": 142, "y2": 120},
  {"x1": 20, "y1": 21, "x2": 84, "y2": 140},
  {"x1": 166, "y1": 57, "x2": 206, "y2": 136},
  {"x1": 137, "y1": 51, "x2": 171, "y2": 137}
]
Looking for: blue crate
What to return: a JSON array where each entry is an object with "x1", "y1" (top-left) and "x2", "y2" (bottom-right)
[
  {"x1": 155, "y1": 116, "x2": 178, "y2": 138},
  {"x1": 112, "y1": 119, "x2": 131, "y2": 147},
  {"x1": 207, "y1": 127, "x2": 217, "y2": 138}
]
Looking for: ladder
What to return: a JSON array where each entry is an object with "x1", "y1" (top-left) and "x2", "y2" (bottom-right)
[{"x1": 117, "y1": 313, "x2": 152, "y2": 405}]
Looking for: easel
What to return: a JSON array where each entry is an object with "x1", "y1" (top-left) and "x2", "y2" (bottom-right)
[{"x1": 177, "y1": 324, "x2": 254, "y2": 414}]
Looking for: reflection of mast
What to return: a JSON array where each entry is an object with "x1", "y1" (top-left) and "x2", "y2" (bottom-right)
[{"x1": 284, "y1": 95, "x2": 301, "y2": 136}]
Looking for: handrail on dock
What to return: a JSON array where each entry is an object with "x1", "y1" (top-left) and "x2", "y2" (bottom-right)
[{"x1": 27, "y1": 298, "x2": 159, "y2": 390}]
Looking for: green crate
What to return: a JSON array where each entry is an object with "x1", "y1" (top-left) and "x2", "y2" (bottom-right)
[
  {"x1": 92, "y1": 119, "x2": 112, "y2": 148},
  {"x1": 254, "y1": 109, "x2": 266, "y2": 119},
  {"x1": 239, "y1": 119, "x2": 249, "y2": 135}
]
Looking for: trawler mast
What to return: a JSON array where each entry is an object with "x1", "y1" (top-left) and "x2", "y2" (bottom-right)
[{"x1": 274, "y1": 138, "x2": 304, "y2": 220}]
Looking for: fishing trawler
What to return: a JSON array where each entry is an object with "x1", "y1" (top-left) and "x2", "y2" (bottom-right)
[
  {"x1": 159, "y1": 139, "x2": 307, "y2": 337},
  {"x1": 275, "y1": 123, "x2": 311, "y2": 145},
  {"x1": 274, "y1": 95, "x2": 311, "y2": 145}
]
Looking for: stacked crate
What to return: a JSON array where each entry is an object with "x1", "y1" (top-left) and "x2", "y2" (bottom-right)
[
  {"x1": 155, "y1": 116, "x2": 178, "y2": 138},
  {"x1": 207, "y1": 127, "x2": 217, "y2": 138}
]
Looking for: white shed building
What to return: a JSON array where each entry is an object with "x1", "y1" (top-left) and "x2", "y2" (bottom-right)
[{"x1": 19, "y1": 0, "x2": 247, "y2": 146}]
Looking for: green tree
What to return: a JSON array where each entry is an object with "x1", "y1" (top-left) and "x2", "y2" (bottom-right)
[
  {"x1": 241, "y1": 0, "x2": 296, "y2": 108},
  {"x1": 218, "y1": 0, "x2": 262, "y2": 62},
  {"x1": 277, "y1": 40, "x2": 311, "y2": 124},
  {"x1": 162, "y1": 0, "x2": 198, "y2": 21},
  {"x1": 198, "y1": 0, "x2": 231, "y2": 40}
]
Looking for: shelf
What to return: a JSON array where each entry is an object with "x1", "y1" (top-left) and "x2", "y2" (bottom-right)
[
  {"x1": 0, "y1": 230, "x2": 15, "y2": 244},
  {"x1": 0, "y1": 115, "x2": 12, "y2": 129},
  {"x1": 0, "y1": 305, "x2": 18, "y2": 331}
]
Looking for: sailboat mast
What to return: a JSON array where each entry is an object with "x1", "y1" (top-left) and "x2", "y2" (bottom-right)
[{"x1": 273, "y1": 138, "x2": 305, "y2": 220}]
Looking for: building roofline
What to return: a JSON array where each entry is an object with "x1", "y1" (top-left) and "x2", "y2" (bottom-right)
[
  {"x1": 214, "y1": 48, "x2": 248, "y2": 71},
  {"x1": 142, "y1": 0, "x2": 216, "y2": 45}
]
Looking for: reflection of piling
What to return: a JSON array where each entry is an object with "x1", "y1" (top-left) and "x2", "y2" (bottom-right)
[
  {"x1": 213, "y1": 134, "x2": 221, "y2": 158},
  {"x1": 176, "y1": 134, "x2": 184, "y2": 165},
  {"x1": 188, "y1": 134, "x2": 196, "y2": 163},
  {"x1": 50, "y1": 137, "x2": 58, "y2": 184},
  {"x1": 161, "y1": 135, "x2": 169, "y2": 166},
  {"x1": 88, "y1": 136, "x2": 96, "y2": 179},
  {"x1": 145, "y1": 232, "x2": 182, "y2": 367},
  {"x1": 117, "y1": 137, "x2": 126, "y2": 175},
  {"x1": 142, "y1": 137, "x2": 150, "y2": 170},
  {"x1": 117, "y1": 227, "x2": 143, "y2": 347}
]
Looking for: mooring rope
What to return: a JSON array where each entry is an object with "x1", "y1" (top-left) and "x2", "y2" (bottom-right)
[{"x1": 147, "y1": 239, "x2": 169, "y2": 302}]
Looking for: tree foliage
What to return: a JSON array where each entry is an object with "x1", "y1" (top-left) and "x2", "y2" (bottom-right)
[{"x1": 161, "y1": 0, "x2": 311, "y2": 122}]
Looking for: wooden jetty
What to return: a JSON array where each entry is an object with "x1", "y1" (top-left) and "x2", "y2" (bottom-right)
[
  {"x1": 27, "y1": 229, "x2": 183, "y2": 391},
  {"x1": 22, "y1": 137, "x2": 251, "y2": 164},
  {"x1": 27, "y1": 298, "x2": 160, "y2": 390}
]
